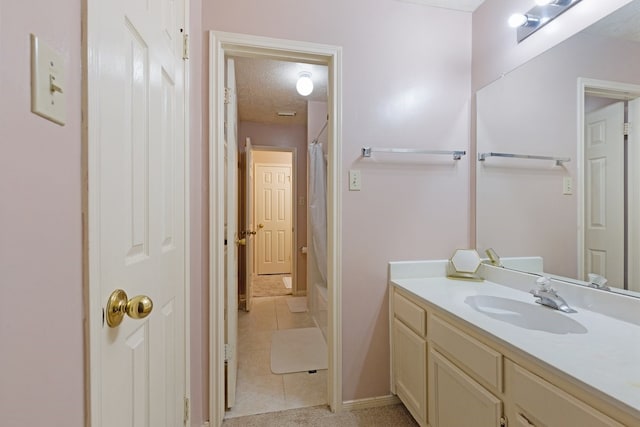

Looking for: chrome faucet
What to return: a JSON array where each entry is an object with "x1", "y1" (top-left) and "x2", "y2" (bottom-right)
[
  {"x1": 530, "y1": 277, "x2": 576, "y2": 313},
  {"x1": 587, "y1": 273, "x2": 610, "y2": 291}
]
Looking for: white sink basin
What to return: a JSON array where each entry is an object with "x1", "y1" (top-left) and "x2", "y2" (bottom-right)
[{"x1": 464, "y1": 295, "x2": 587, "y2": 335}]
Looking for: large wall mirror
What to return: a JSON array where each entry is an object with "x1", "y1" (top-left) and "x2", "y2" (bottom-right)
[{"x1": 476, "y1": 0, "x2": 640, "y2": 295}]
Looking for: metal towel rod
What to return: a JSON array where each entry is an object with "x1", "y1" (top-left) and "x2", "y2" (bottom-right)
[
  {"x1": 361, "y1": 147, "x2": 466, "y2": 160},
  {"x1": 478, "y1": 152, "x2": 570, "y2": 166}
]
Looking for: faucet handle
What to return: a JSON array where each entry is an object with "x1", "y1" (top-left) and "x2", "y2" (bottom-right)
[
  {"x1": 588, "y1": 273, "x2": 608, "y2": 288},
  {"x1": 536, "y1": 276, "x2": 551, "y2": 290}
]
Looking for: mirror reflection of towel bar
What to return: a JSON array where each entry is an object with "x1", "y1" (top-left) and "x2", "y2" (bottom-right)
[
  {"x1": 361, "y1": 147, "x2": 466, "y2": 160},
  {"x1": 478, "y1": 152, "x2": 570, "y2": 166}
]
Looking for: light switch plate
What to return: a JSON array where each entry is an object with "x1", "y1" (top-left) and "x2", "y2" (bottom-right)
[
  {"x1": 349, "y1": 170, "x2": 361, "y2": 191},
  {"x1": 31, "y1": 34, "x2": 66, "y2": 125},
  {"x1": 563, "y1": 176, "x2": 573, "y2": 195}
]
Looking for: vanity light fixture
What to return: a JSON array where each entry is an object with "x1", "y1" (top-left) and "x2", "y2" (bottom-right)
[
  {"x1": 509, "y1": 0, "x2": 582, "y2": 43},
  {"x1": 296, "y1": 71, "x2": 314, "y2": 96}
]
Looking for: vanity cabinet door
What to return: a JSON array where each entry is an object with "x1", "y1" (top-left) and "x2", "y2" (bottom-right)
[
  {"x1": 429, "y1": 348, "x2": 503, "y2": 427},
  {"x1": 510, "y1": 363, "x2": 624, "y2": 427},
  {"x1": 515, "y1": 413, "x2": 536, "y2": 426},
  {"x1": 393, "y1": 318, "x2": 427, "y2": 426}
]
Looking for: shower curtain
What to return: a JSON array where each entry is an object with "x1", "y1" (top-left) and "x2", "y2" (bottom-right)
[{"x1": 309, "y1": 142, "x2": 327, "y2": 283}]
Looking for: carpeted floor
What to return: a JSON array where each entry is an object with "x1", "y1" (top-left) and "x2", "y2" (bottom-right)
[
  {"x1": 252, "y1": 274, "x2": 292, "y2": 297},
  {"x1": 222, "y1": 404, "x2": 419, "y2": 426}
]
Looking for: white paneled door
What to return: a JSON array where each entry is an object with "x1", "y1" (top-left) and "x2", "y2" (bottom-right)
[
  {"x1": 87, "y1": 0, "x2": 187, "y2": 426},
  {"x1": 585, "y1": 102, "x2": 625, "y2": 288},
  {"x1": 256, "y1": 164, "x2": 292, "y2": 275}
]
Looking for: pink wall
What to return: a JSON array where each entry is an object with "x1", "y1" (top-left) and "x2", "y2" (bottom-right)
[
  {"x1": 472, "y1": 0, "x2": 634, "y2": 91},
  {"x1": 204, "y1": 0, "x2": 472, "y2": 401},
  {"x1": 238, "y1": 121, "x2": 308, "y2": 294},
  {"x1": 475, "y1": 31, "x2": 640, "y2": 278},
  {"x1": 0, "y1": 1, "x2": 84, "y2": 426}
]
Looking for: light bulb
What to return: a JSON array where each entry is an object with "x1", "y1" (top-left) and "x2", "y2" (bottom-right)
[
  {"x1": 508, "y1": 13, "x2": 528, "y2": 28},
  {"x1": 296, "y1": 73, "x2": 313, "y2": 96}
]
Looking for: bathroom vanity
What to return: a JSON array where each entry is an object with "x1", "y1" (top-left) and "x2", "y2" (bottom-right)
[{"x1": 389, "y1": 260, "x2": 640, "y2": 427}]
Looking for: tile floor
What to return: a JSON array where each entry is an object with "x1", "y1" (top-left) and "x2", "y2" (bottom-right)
[{"x1": 225, "y1": 295, "x2": 327, "y2": 419}]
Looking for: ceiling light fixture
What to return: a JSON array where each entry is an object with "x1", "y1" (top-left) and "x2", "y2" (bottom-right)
[
  {"x1": 509, "y1": 0, "x2": 582, "y2": 43},
  {"x1": 508, "y1": 13, "x2": 529, "y2": 28},
  {"x1": 296, "y1": 72, "x2": 314, "y2": 96}
]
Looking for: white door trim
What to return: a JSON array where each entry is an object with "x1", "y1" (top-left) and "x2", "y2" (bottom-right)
[
  {"x1": 83, "y1": 0, "x2": 192, "y2": 424},
  {"x1": 576, "y1": 78, "x2": 640, "y2": 283},
  {"x1": 209, "y1": 31, "x2": 343, "y2": 425},
  {"x1": 252, "y1": 146, "x2": 297, "y2": 290}
]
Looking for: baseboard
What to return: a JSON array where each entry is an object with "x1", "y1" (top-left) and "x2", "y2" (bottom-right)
[{"x1": 341, "y1": 394, "x2": 401, "y2": 411}]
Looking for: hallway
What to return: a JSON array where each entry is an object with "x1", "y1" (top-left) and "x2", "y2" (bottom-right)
[{"x1": 225, "y1": 296, "x2": 327, "y2": 418}]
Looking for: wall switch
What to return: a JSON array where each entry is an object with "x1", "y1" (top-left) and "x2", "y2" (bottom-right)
[
  {"x1": 349, "y1": 170, "x2": 361, "y2": 191},
  {"x1": 563, "y1": 176, "x2": 573, "y2": 195},
  {"x1": 31, "y1": 34, "x2": 66, "y2": 126}
]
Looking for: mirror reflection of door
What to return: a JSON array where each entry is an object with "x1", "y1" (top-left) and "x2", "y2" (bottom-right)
[
  {"x1": 584, "y1": 95, "x2": 640, "y2": 291},
  {"x1": 584, "y1": 101, "x2": 625, "y2": 287}
]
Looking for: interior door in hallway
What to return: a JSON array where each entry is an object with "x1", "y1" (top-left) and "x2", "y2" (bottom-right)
[
  {"x1": 87, "y1": 0, "x2": 187, "y2": 425},
  {"x1": 255, "y1": 164, "x2": 292, "y2": 275}
]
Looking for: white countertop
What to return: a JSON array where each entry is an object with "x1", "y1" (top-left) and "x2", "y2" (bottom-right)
[{"x1": 390, "y1": 270, "x2": 640, "y2": 419}]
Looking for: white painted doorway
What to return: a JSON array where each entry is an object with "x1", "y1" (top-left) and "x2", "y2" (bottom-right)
[
  {"x1": 85, "y1": 0, "x2": 189, "y2": 425},
  {"x1": 255, "y1": 160, "x2": 293, "y2": 275},
  {"x1": 224, "y1": 57, "x2": 239, "y2": 409},
  {"x1": 209, "y1": 31, "x2": 343, "y2": 426},
  {"x1": 579, "y1": 79, "x2": 640, "y2": 292}
]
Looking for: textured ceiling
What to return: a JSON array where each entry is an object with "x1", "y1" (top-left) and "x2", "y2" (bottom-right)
[
  {"x1": 585, "y1": 0, "x2": 640, "y2": 42},
  {"x1": 395, "y1": 0, "x2": 486, "y2": 12},
  {"x1": 232, "y1": 56, "x2": 328, "y2": 126}
]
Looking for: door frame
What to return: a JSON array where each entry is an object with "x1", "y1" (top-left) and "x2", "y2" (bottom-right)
[
  {"x1": 577, "y1": 78, "x2": 640, "y2": 286},
  {"x1": 252, "y1": 146, "x2": 297, "y2": 292},
  {"x1": 83, "y1": 0, "x2": 192, "y2": 425},
  {"x1": 209, "y1": 31, "x2": 343, "y2": 424}
]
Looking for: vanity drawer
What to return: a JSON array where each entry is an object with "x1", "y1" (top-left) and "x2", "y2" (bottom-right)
[
  {"x1": 429, "y1": 314, "x2": 502, "y2": 391},
  {"x1": 511, "y1": 363, "x2": 624, "y2": 427},
  {"x1": 394, "y1": 292, "x2": 426, "y2": 337}
]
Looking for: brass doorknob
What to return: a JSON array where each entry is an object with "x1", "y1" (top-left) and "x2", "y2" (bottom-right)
[
  {"x1": 106, "y1": 289, "x2": 154, "y2": 328},
  {"x1": 235, "y1": 238, "x2": 246, "y2": 246},
  {"x1": 258, "y1": 223, "x2": 264, "y2": 229}
]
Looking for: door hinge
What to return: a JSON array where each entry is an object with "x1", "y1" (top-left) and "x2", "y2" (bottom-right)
[
  {"x1": 500, "y1": 416, "x2": 508, "y2": 427},
  {"x1": 183, "y1": 397, "x2": 190, "y2": 425},
  {"x1": 624, "y1": 122, "x2": 630, "y2": 136},
  {"x1": 224, "y1": 87, "x2": 231, "y2": 105},
  {"x1": 224, "y1": 343, "x2": 232, "y2": 362},
  {"x1": 182, "y1": 33, "x2": 189, "y2": 60}
]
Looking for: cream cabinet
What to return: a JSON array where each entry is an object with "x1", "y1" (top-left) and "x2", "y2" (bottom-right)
[
  {"x1": 429, "y1": 348, "x2": 503, "y2": 427},
  {"x1": 507, "y1": 361, "x2": 624, "y2": 427},
  {"x1": 391, "y1": 292, "x2": 428, "y2": 426},
  {"x1": 389, "y1": 285, "x2": 633, "y2": 427},
  {"x1": 393, "y1": 318, "x2": 427, "y2": 425}
]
